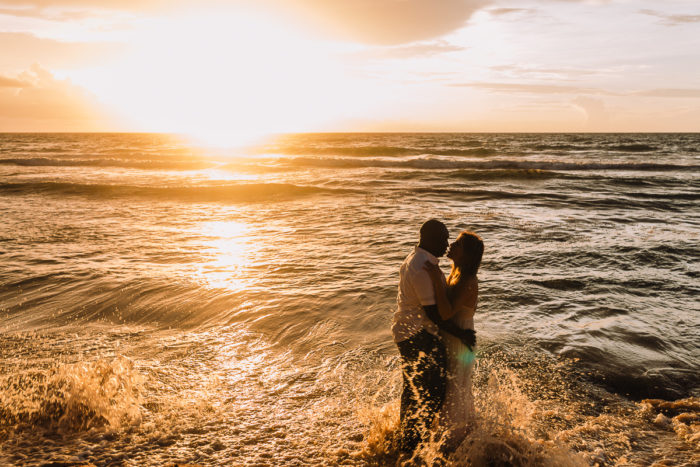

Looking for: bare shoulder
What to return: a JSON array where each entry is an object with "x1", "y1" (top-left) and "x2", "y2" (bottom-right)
[
  {"x1": 455, "y1": 274, "x2": 477, "y2": 289},
  {"x1": 451, "y1": 274, "x2": 477, "y2": 296}
]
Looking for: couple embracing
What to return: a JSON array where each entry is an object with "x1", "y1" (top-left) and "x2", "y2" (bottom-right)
[{"x1": 392, "y1": 219, "x2": 484, "y2": 462}]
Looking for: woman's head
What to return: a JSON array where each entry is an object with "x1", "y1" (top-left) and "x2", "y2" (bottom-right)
[{"x1": 447, "y1": 231, "x2": 483, "y2": 276}]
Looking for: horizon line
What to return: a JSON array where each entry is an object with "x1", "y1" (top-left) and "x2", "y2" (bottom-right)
[{"x1": 1, "y1": 131, "x2": 699, "y2": 135}]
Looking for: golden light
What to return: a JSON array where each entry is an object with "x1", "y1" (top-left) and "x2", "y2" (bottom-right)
[
  {"x1": 73, "y1": 6, "x2": 376, "y2": 147},
  {"x1": 193, "y1": 220, "x2": 254, "y2": 290},
  {"x1": 197, "y1": 168, "x2": 263, "y2": 182}
]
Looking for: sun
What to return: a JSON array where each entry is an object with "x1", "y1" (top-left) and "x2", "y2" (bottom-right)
[{"x1": 74, "y1": 6, "x2": 369, "y2": 147}]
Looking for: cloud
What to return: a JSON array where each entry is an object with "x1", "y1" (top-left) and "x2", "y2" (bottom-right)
[
  {"x1": 280, "y1": 0, "x2": 489, "y2": 45},
  {"x1": 0, "y1": 5, "x2": 93, "y2": 19},
  {"x1": 489, "y1": 64, "x2": 601, "y2": 80},
  {"x1": 452, "y1": 82, "x2": 700, "y2": 100},
  {"x1": 639, "y1": 9, "x2": 700, "y2": 26},
  {"x1": 0, "y1": 64, "x2": 118, "y2": 131},
  {"x1": 0, "y1": 32, "x2": 124, "y2": 71},
  {"x1": 487, "y1": 8, "x2": 534, "y2": 17},
  {"x1": 451, "y1": 81, "x2": 613, "y2": 95},
  {"x1": 350, "y1": 40, "x2": 466, "y2": 60},
  {"x1": 0, "y1": 0, "x2": 147, "y2": 5},
  {"x1": 634, "y1": 88, "x2": 700, "y2": 98},
  {"x1": 0, "y1": 0, "x2": 490, "y2": 45},
  {"x1": 0, "y1": 0, "x2": 166, "y2": 13},
  {"x1": 0, "y1": 75, "x2": 27, "y2": 87}
]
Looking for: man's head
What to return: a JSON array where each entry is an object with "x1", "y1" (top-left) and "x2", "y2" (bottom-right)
[{"x1": 418, "y1": 219, "x2": 449, "y2": 257}]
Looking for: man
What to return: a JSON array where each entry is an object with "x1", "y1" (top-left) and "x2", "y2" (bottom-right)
[{"x1": 392, "y1": 219, "x2": 476, "y2": 459}]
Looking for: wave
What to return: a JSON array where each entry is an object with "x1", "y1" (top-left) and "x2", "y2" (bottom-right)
[
  {"x1": 0, "y1": 181, "x2": 350, "y2": 202},
  {"x1": 1, "y1": 330, "x2": 696, "y2": 466},
  {"x1": 261, "y1": 145, "x2": 496, "y2": 158},
  {"x1": 607, "y1": 143, "x2": 658, "y2": 152},
  {"x1": 524, "y1": 143, "x2": 590, "y2": 151},
  {"x1": 4, "y1": 155, "x2": 696, "y2": 178},
  {"x1": 357, "y1": 365, "x2": 586, "y2": 466},
  {"x1": 268, "y1": 145, "x2": 416, "y2": 157},
  {"x1": 0, "y1": 275, "x2": 243, "y2": 332},
  {"x1": 0, "y1": 357, "x2": 142, "y2": 433},
  {"x1": 3, "y1": 178, "x2": 676, "y2": 210},
  {"x1": 385, "y1": 168, "x2": 563, "y2": 181},
  {"x1": 359, "y1": 340, "x2": 700, "y2": 466},
  {"x1": 524, "y1": 143, "x2": 659, "y2": 152},
  {"x1": 621, "y1": 191, "x2": 700, "y2": 201},
  {"x1": 404, "y1": 186, "x2": 696, "y2": 211},
  {"x1": 0, "y1": 157, "x2": 213, "y2": 170},
  {"x1": 264, "y1": 141, "x2": 662, "y2": 158},
  {"x1": 411, "y1": 187, "x2": 552, "y2": 201},
  {"x1": 280, "y1": 156, "x2": 698, "y2": 172},
  {"x1": 450, "y1": 168, "x2": 561, "y2": 180},
  {"x1": 527, "y1": 278, "x2": 587, "y2": 291},
  {"x1": 404, "y1": 188, "x2": 694, "y2": 211},
  {"x1": 429, "y1": 147, "x2": 497, "y2": 156}
]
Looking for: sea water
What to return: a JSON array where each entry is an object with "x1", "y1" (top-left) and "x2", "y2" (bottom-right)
[{"x1": 1, "y1": 133, "x2": 698, "y2": 465}]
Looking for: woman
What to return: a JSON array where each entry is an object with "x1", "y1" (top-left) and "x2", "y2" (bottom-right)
[{"x1": 423, "y1": 231, "x2": 483, "y2": 451}]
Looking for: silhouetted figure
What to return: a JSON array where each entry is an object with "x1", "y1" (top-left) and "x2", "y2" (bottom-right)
[
  {"x1": 392, "y1": 219, "x2": 476, "y2": 460},
  {"x1": 424, "y1": 231, "x2": 483, "y2": 452}
]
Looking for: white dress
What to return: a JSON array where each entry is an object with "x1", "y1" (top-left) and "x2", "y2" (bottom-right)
[{"x1": 438, "y1": 305, "x2": 476, "y2": 448}]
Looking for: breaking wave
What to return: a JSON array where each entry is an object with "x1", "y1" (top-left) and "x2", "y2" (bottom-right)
[
  {"x1": 0, "y1": 157, "x2": 214, "y2": 170},
  {"x1": 280, "y1": 156, "x2": 698, "y2": 172},
  {"x1": 259, "y1": 145, "x2": 496, "y2": 158},
  {"x1": 0, "y1": 181, "x2": 352, "y2": 202},
  {"x1": 0, "y1": 356, "x2": 142, "y2": 433},
  {"x1": 355, "y1": 344, "x2": 700, "y2": 466},
  {"x1": 523, "y1": 143, "x2": 659, "y2": 152}
]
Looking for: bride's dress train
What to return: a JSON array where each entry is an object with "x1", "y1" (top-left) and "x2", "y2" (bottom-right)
[{"x1": 438, "y1": 306, "x2": 476, "y2": 450}]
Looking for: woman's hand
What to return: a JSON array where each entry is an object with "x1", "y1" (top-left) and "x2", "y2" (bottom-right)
[{"x1": 423, "y1": 261, "x2": 443, "y2": 283}]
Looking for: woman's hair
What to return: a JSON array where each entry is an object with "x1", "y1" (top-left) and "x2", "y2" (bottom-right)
[{"x1": 455, "y1": 231, "x2": 483, "y2": 276}]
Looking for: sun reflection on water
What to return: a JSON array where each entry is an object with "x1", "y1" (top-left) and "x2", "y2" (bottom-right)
[
  {"x1": 200, "y1": 168, "x2": 262, "y2": 181},
  {"x1": 194, "y1": 220, "x2": 255, "y2": 291}
]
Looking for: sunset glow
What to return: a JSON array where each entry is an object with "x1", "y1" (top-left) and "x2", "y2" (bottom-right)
[
  {"x1": 1, "y1": 1, "x2": 699, "y2": 138},
  {"x1": 67, "y1": 8, "x2": 351, "y2": 145},
  {"x1": 1, "y1": 2, "x2": 698, "y2": 463}
]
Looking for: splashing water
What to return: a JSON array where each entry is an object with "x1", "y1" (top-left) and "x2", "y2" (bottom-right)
[
  {"x1": 0, "y1": 356, "x2": 143, "y2": 434},
  {"x1": 354, "y1": 366, "x2": 587, "y2": 466},
  {"x1": 1, "y1": 133, "x2": 698, "y2": 464},
  {"x1": 353, "y1": 343, "x2": 700, "y2": 466}
]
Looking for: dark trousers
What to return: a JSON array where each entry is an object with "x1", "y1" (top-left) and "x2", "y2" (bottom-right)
[{"x1": 396, "y1": 329, "x2": 447, "y2": 456}]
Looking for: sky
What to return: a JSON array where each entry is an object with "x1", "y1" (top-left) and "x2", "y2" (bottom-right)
[{"x1": 0, "y1": 0, "x2": 699, "y2": 142}]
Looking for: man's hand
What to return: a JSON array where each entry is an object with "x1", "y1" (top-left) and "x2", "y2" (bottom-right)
[{"x1": 423, "y1": 304, "x2": 476, "y2": 350}]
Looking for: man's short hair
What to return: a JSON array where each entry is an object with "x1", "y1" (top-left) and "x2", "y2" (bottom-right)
[{"x1": 419, "y1": 219, "x2": 447, "y2": 241}]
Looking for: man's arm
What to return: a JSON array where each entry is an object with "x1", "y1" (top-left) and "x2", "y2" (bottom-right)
[
  {"x1": 410, "y1": 260, "x2": 476, "y2": 350},
  {"x1": 423, "y1": 304, "x2": 476, "y2": 351}
]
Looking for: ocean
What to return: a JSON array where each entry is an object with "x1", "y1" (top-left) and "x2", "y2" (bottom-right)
[{"x1": 0, "y1": 132, "x2": 698, "y2": 466}]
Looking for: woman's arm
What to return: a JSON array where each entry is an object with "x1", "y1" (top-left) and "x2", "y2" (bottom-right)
[{"x1": 423, "y1": 263, "x2": 478, "y2": 349}]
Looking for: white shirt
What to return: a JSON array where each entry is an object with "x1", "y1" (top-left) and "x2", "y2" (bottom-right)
[{"x1": 392, "y1": 246, "x2": 445, "y2": 343}]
